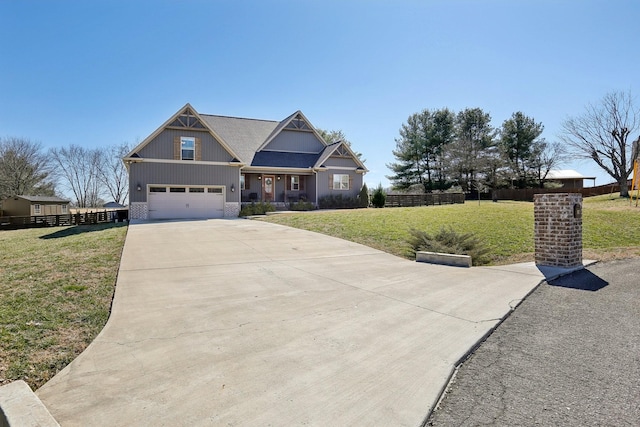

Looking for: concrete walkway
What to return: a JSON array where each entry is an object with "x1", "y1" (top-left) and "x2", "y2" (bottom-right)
[{"x1": 37, "y1": 219, "x2": 548, "y2": 426}]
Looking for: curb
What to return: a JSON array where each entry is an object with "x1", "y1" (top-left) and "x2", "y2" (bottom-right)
[{"x1": 0, "y1": 381, "x2": 59, "y2": 427}]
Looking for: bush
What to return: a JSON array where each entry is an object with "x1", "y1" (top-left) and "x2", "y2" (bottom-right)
[
  {"x1": 239, "y1": 201, "x2": 275, "y2": 216},
  {"x1": 406, "y1": 226, "x2": 491, "y2": 266},
  {"x1": 358, "y1": 183, "x2": 370, "y2": 208},
  {"x1": 371, "y1": 184, "x2": 386, "y2": 208},
  {"x1": 290, "y1": 200, "x2": 315, "y2": 211},
  {"x1": 318, "y1": 194, "x2": 360, "y2": 209}
]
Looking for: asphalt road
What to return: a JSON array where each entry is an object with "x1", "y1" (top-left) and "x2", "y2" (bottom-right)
[{"x1": 426, "y1": 258, "x2": 640, "y2": 427}]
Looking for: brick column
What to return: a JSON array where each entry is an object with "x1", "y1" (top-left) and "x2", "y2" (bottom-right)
[{"x1": 534, "y1": 193, "x2": 582, "y2": 268}]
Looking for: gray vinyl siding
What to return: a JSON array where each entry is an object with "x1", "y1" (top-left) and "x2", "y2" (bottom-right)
[
  {"x1": 321, "y1": 156, "x2": 360, "y2": 168},
  {"x1": 263, "y1": 130, "x2": 325, "y2": 153},
  {"x1": 129, "y1": 162, "x2": 240, "y2": 203},
  {"x1": 317, "y1": 170, "x2": 363, "y2": 200},
  {"x1": 136, "y1": 129, "x2": 235, "y2": 162}
]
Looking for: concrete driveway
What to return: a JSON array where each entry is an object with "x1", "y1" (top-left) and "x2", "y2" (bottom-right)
[{"x1": 37, "y1": 219, "x2": 547, "y2": 426}]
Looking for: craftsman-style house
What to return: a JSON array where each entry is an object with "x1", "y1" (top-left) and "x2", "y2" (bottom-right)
[{"x1": 124, "y1": 104, "x2": 367, "y2": 219}]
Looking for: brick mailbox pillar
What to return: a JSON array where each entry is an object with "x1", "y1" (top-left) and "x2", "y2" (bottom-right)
[{"x1": 534, "y1": 193, "x2": 583, "y2": 268}]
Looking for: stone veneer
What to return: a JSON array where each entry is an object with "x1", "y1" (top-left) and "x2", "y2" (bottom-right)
[
  {"x1": 224, "y1": 202, "x2": 240, "y2": 218},
  {"x1": 129, "y1": 202, "x2": 148, "y2": 220},
  {"x1": 534, "y1": 193, "x2": 582, "y2": 268}
]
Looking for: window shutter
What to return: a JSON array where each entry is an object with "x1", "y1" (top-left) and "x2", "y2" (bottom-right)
[
  {"x1": 244, "y1": 174, "x2": 249, "y2": 190},
  {"x1": 174, "y1": 137, "x2": 180, "y2": 160},
  {"x1": 329, "y1": 174, "x2": 333, "y2": 189},
  {"x1": 195, "y1": 137, "x2": 202, "y2": 161},
  {"x1": 349, "y1": 175, "x2": 353, "y2": 190},
  {"x1": 300, "y1": 176, "x2": 305, "y2": 191},
  {"x1": 286, "y1": 176, "x2": 291, "y2": 191}
]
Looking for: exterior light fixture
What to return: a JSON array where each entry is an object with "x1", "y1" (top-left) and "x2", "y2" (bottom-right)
[
  {"x1": 231, "y1": 184, "x2": 235, "y2": 192},
  {"x1": 258, "y1": 176, "x2": 262, "y2": 180},
  {"x1": 277, "y1": 176, "x2": 281, "y2": 180},
  {"x1": 136, "y1": 183, "x2": 142, "y2": 191}
]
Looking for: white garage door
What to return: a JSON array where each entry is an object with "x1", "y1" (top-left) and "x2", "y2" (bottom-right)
[{"x1": 148, "y1": 186, "x2": 224, "y2": 219}]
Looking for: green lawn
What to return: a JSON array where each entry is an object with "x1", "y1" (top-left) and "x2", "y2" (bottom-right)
[
  {"x1": 1, "y1": 195, "x2": 638, "y2": 390},
  {"x1": 259, "y1": 195, "x2": 640, "y2": 263},
  {"x1": 0, "y1": 223, "x2": 128, "y2": 389}
]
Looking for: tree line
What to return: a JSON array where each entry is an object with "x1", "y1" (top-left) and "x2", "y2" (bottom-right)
[
  {"x1": 387, "y1": 90, "x2": 640, "y2": 197},
  {"x1": 0, "y1": 138, "x2": 130, "y2": 208},
  {"x1": 387, "y1": 108, "x2": 565, "y2": 194}
]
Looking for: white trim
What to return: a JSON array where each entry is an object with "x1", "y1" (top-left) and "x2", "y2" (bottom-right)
[
  {"x1": 123, "y1": 158, "x2": 244, "y2": 167},
  {"x1": 323, "y1": 166, "x2": 361, "y2": 171},
  {"x1": 241, "y1": 166, "x2": 313, "y2": 174}
]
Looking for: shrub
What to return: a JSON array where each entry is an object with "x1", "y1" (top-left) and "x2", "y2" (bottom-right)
[
  {"x1": 406, "y1": 226, "x2": 491, "y2": 266},
  {"x1": 318, "y1": 194, "x2": 359, "y2": 209},
  {"x1": 371, "y1": 184, "x2": 386, "y2": 208},
  {"x1": 358, "y1": 183, "x2": 370, "y2": 208},
  {"x1": 290, "y1": 200, "x2": 315, "y2": 211},
  {"x1": 239, "y1": 201, "x2": 275, "y2": 217}
]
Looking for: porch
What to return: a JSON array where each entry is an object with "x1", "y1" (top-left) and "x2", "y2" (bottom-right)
[{"x1": 240, "y1": 172, "x2": 313, "y2": 205}]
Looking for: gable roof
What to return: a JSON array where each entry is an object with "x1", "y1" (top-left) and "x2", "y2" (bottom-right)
[
  {"x1": 314, "y1": 141, "x2": 368, "y2": 171},
  {"x1": 256, "y1": 110, "x2": 329, "y2": 153},
  {"x1": 11, "y1": 195, "x2": 70, "y2": 203},
  {"x1": 125, "y1": 104, "x2": 366, "y2": 171},
  {"x1": 124, "y1": 103, "x2": 242, "y2": 162},
  {"x1": 546, "y1": 169, "x2": 596, "y2": 180}
]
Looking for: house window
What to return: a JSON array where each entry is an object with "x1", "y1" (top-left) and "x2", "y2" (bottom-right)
[
  {"x1": 291, "y1": 176, "x2": 299, "y2": 191},
  {"x1": 61, "y1": 204, "x2": 68, "y2": 214},
  {"x1": 181, "y1": 137, "x2": 195, "y2": 160},
  {"x1": 34, "y1": 204, "x2": 41, "y2": 214},
  {"x1": 333, "y1": 174, "x2": 350, "y2": 190},
  {"x1": 240, "y1": 174, "x2": 246, "y2": 191}
]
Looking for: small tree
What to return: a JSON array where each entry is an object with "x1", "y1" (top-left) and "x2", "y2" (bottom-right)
[
  {"x1": 358, "y1": 183, "x2": 369, "y2": 207},
  {"x1": 371, "y1": 184, "x2": 386, "y2": 208}
]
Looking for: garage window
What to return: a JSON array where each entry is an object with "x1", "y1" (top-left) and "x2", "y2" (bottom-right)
[
  {"x1": 189, "y1": 187, "x2": 204, "y2": 193},
  {"x1": 208, "y1": 188, "x2": 223, "y2": 194},
  {"x1": 150, "y1": 187, "x2": 166, "y2": 192},
  {"x1": 170, "y1": 187, "x2": 186, "y2": 193}
]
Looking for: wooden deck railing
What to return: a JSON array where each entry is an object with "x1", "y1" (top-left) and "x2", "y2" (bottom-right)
[
  {"x1": 0, "y1": 210, "x2": 129, "y2": 230},
  {"x1": 384, "y1": 193, "x2": 465, "y2": 207}
]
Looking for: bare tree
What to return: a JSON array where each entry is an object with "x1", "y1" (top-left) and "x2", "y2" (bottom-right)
[
  {"x1": 97, "y1": 142, "x2": 130, "y2": 205},
  {"x1": 50, "y1": 145, "x2": 103, "y2": 207},
  {"x1": 529, "y1": 139, "x2": 569, "y2": 187},
  {"x1": 561, "y1": 90, "x2": 640, "y2": 197},
  {"x1": 0, "y1": 137, "x2": 55, "y2": 199}
]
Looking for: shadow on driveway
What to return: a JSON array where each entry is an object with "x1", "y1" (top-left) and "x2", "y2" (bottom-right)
[{"x1": 548, "y1": 268, "x2": 608, "y2": 291}]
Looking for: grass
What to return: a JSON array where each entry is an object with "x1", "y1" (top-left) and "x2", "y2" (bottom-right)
[
  {"x1": 1, "y1": 193, "x2": 637, "y2": 390},
  {"x1": 0, "y1": 223, "x2": 128, "y2": 390},
  {"x1": 258, "y1": 194, "x2": 640, "y2": 264}
]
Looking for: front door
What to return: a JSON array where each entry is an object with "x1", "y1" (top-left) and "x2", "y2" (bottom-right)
[{"x1": 263, "y1": 175, "x2": 275, "y2": 202}]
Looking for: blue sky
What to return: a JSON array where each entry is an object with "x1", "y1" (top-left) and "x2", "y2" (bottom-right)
[{"x1": 1, "y1": 0, "x2": 639, "y2": 189}]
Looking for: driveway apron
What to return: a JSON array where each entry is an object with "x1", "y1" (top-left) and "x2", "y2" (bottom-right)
[{"x1": 37, "y1": 219, "x2": 545, "y2": 426}]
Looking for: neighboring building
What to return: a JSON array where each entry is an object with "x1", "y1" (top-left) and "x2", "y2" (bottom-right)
[
  {"x1": 124, "y1": 104, "x2": 367, "y2": 220},
  {"x1": 0, "y1": 195, "x2": 70, "y2": 217},
  {"x1": 544, "y1": 169, "x2": 596, "y2": 189},
  {"x1": 103, "y1": 202, "x2": 127, "y2": 209}
]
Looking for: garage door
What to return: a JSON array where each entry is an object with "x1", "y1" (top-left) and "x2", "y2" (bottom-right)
[{"x1": 148, "y1": 186, "x2": 224, "y2": 219}]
